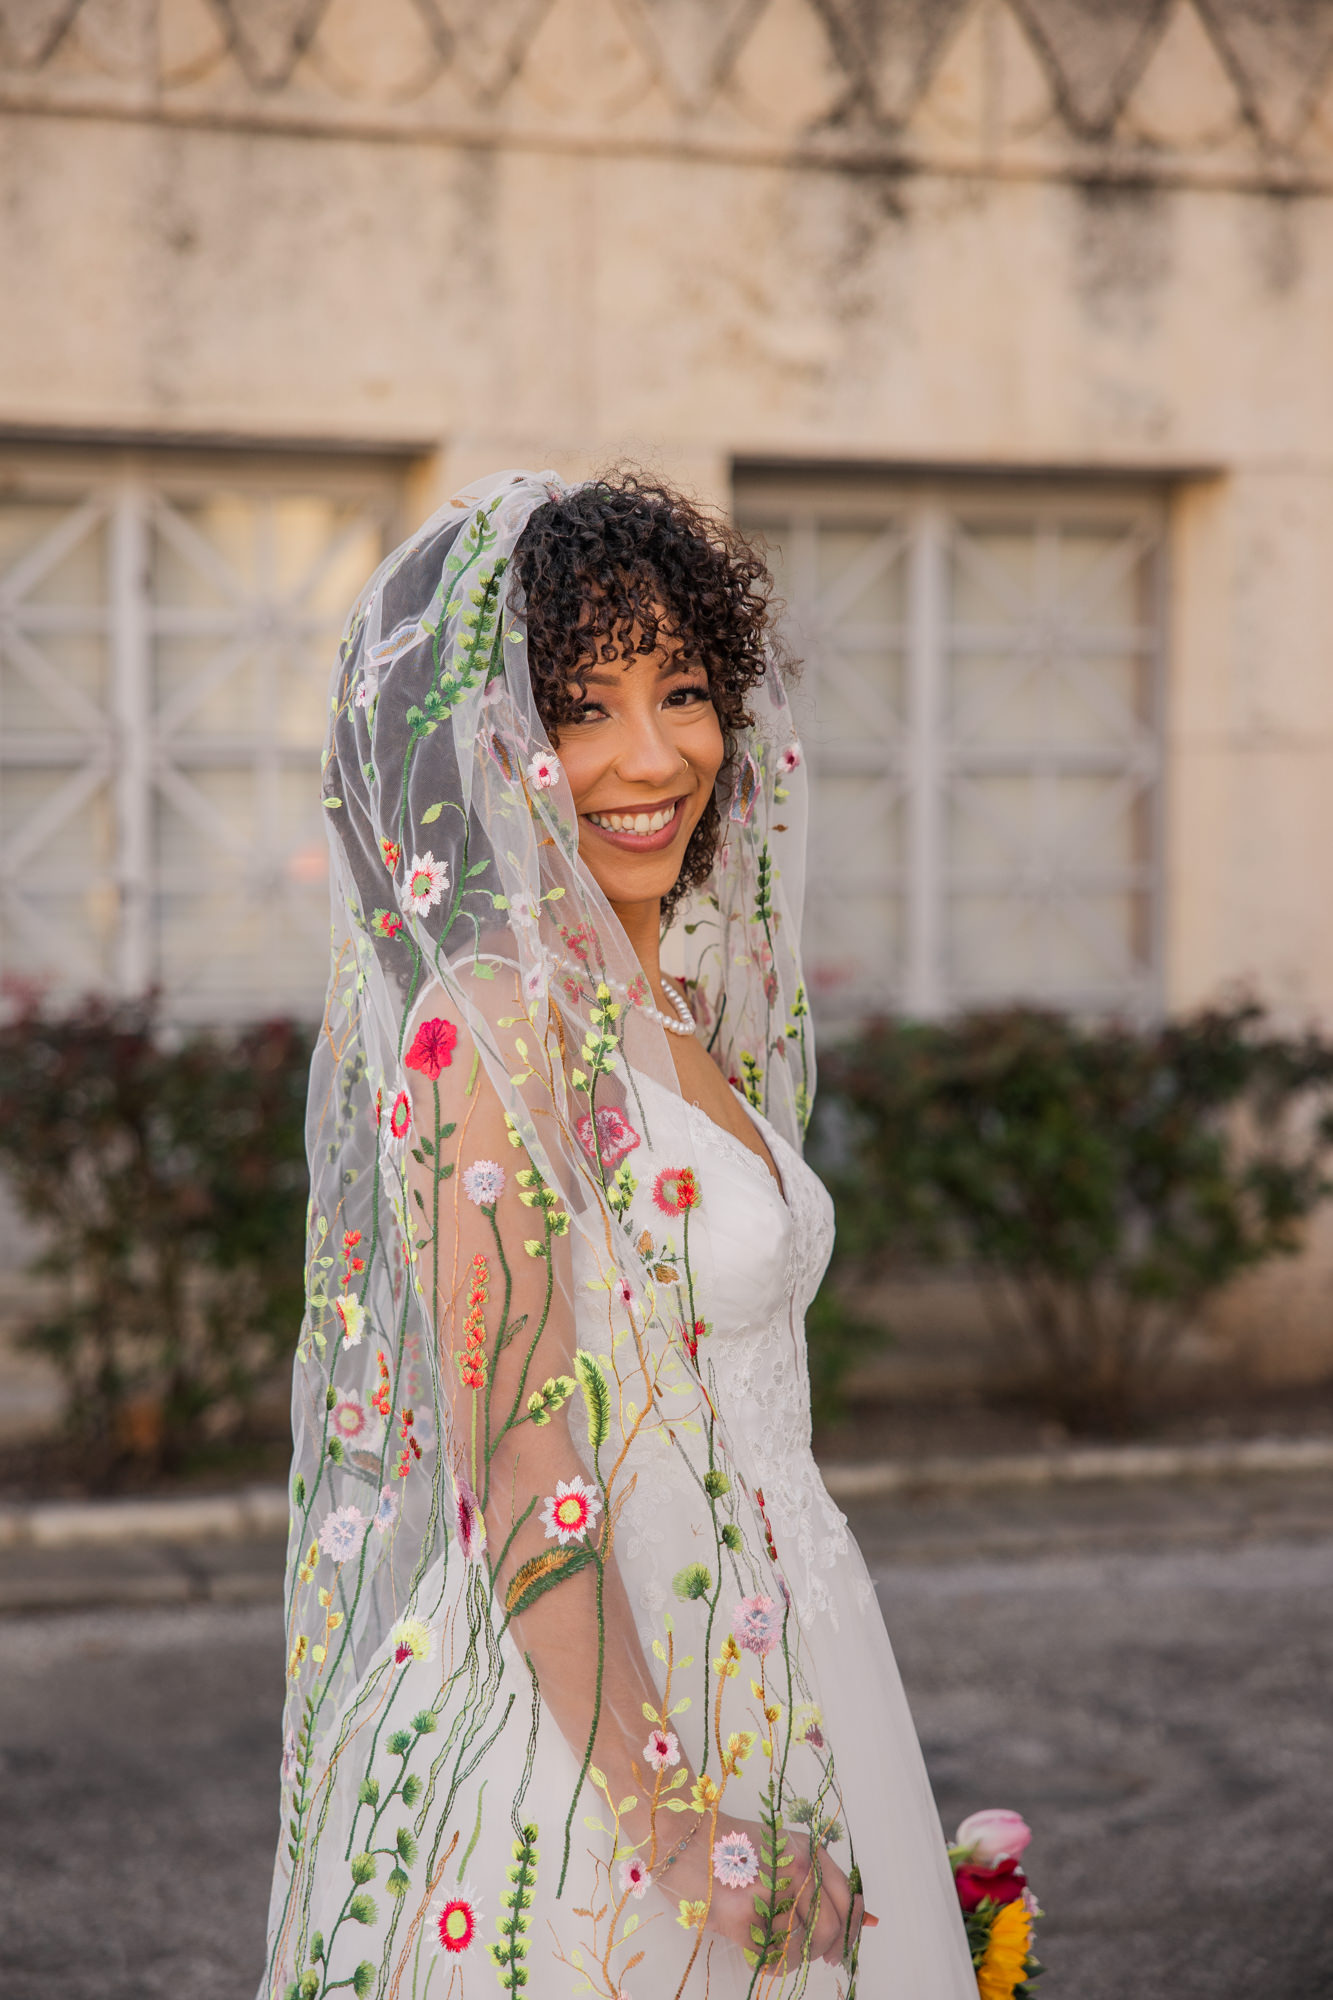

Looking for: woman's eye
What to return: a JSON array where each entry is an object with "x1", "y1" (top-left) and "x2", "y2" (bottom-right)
[{"x1": 667, "y1": 682, "x2": 711, "y2": 707}]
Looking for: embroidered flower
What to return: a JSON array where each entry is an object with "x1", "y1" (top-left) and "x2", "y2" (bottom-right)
[
  {"x1": 390, "y1": 1616, "x2": 433, "y2": 1665},
  {"x1": 613, "y1": 1276, "x2": 636, "y2": 1310},
  {"x1": 373, "y1": 1484, "x2": 399, "y2": 1536},
  {"x1": 643, "y1": 1728, "x2": 680, "y2": 1770},
  {"x1": 433, "y1": 1883, "x2": 481, "y2": 1954},
  {"x1": 539, "y1": 1475, "x2": 603, "y2": 1545},
  {"x1": 281, "y1": 1727, "x2": 298, "y2": 1786},
  {"x1": 652, "y1": 1167, "x2": 699, "y2": 1217},
  {"x1": 527, "y1": 748, "x2": 560, "y2": 790},
  {"x1": 403, "y1": 851, "x2": 448, "y2": 914},
  {"x1": 333, "y1": 1294, "x2": 366, "y2": 1349},
  {"x1": 619, "y1": 1856, "x2": 650, "y2": 1900},
  {"x1": 354, "y1": 677, "x2": 374, "y2": 709},
  {"x1": 371, "y1": 908, "x2": 404, "y2": 941},
  {"x1": 380, "y1": 837, "x2": 401, "y2": 871},
  {"x1": 389, "y1": 1091, "x2": 412, "y2": 1144},
  {"x1": 576, "y1": 1106, "x2": 641, "y2": 1168},
  {"x1": 330, "y1": 1391, "x2": 374, "y2": 1445},
  {"x1": 778, "y1": 742, "x2": 801, "y2": 774},
  {"x1": 318, "y1": 1504, "x2": 368, "y2": 1564},
  {"x1": 733, "y1": 1593, "x2": 783, "y2": 1657},
  {"x1": 795, "y1": 1703, "x2": 825, "y2": 1749},
  {"x1": 729, "y1": 751, "x2": 760, "y2": 826},
  {"x1": 405, "y1": 1016, "x2": 458, "y2": 1079},
  {"x1": 522, "y1": 950, "x2": 554, "y2": 1003},
  {"x1": 462, "y1": 1159, "x2": 506, "y2": 1206},
  {"x1": 453, "y1": 1472, "x2": 486, "y2": 1561},
  {"x1": 712, "y1": 1830, "x2": 759, "y2": 1889}
]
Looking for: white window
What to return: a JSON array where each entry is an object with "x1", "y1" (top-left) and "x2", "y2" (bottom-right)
[
  {"x1": 0, "y1": 446, "x2": 403, "y2": 1019},
  {"x1": 735, "y1": 472, "x2": 1166, "y2": 1025}
]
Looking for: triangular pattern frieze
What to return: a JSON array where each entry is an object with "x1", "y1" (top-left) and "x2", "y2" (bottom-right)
[
  {"x1": 618, "y1": 0, "x2": 765, "y2": 110},
  {"x1": 417, "y1": 0, "x2": 555, "y2": 99},
  {"x1": 1194, "y1": 0, "x2": 1333, "y2": 147},
  {"x1": 1009, "y1": 0, "x2": 1173, "y2": 136},
  {"x1": 0, "y1": 0, "x2": 85, "y2": 68},
  {"x1": 207, "y1": 0, "x2": 330, "y2": 90},
  {"x1": 807, "y1": 0, "x2": 975, "y2": 124}
]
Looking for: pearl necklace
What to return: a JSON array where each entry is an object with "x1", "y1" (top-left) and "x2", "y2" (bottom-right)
[{"x1": 611, "y1": 973, "x2": 697, "y2": 1037}]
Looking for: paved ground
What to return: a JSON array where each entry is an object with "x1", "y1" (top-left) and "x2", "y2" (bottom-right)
[{"x1": 2, "y1": 1473, "x2": 1332, "y2": 1998}]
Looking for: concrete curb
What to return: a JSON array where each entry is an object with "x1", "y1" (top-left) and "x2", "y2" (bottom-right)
[
  {"x1": 1, "y1": 1434, "x2": 1332, "y2": 1549},
  {"x1": 0, "y1": 1484, "x2": 290, "y2": 1551},
  {"x1": 819, "y1": 1434, "x2": 1333, "y2": 1501}
]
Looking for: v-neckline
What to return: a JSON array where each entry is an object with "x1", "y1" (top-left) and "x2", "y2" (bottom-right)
[{"x1": 685, "y1": 1094, "x2": 788, "y2": 1207}]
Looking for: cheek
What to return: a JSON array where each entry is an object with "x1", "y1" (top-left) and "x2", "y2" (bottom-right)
[
  {"x1": 687, "y1": 709, "x2": 726, "y2": 786},
  {"x1": 554, "y1": 734, "x2": 604, "y2": 814}
]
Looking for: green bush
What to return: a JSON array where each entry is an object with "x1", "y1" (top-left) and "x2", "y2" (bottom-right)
[
  {"x1": 812, "y1": 1003, "x2": 1333, "y2": 1432},
  {"x1": 0, "y1": 990, "x2": 313, "y2": 1479}
]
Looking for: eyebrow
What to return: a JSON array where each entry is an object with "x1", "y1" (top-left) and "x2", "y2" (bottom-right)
[{"x1": 576, "y1": 657, "x2": 707, "y2": 688}]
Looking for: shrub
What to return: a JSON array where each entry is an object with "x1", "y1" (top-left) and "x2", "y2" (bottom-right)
[
  {"x1": 0, "y1": 990, "x2": 313, "y2": 1480},
  {"x1": 813, "y1": 1003, "x2": 1333, "y2": 1432}
]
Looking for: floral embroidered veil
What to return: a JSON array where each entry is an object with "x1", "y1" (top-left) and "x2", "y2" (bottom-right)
[{"x1": 264, "y1": 470, "x2": 860, "y2": 1998}]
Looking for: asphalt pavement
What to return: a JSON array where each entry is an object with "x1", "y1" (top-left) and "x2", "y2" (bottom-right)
[{"x1": 3, "y1": 1472, "x2": 1331, "y2": 1999}]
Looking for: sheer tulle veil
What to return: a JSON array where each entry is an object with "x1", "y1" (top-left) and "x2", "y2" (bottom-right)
[{"x1": 263, "y1": 470, "x2": 871, "y2": 1999}]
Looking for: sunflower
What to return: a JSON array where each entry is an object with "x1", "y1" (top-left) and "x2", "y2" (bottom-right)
[{"x1": 977, "y1": 1899, "x2": 1032, "y2": 2000}]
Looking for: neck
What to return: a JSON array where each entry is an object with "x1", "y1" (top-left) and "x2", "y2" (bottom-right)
[{"x1": 611, "y1": 897, "x2": 664, "y2": 992}]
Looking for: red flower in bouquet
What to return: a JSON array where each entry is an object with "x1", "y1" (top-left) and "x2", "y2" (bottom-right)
[{"x1": 954, "y1": 1857, "x2": 1026, "y2": 1913}]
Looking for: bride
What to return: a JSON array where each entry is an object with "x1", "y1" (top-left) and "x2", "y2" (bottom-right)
[{"x1": 263, "y1": 471, "x2": 977, "y2": 1998}]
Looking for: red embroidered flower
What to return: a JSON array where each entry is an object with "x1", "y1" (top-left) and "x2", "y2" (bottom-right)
[
  {"x1": 372, "y1": 908, "x2": 404, "y2": 940},
  {"x1": 653, "y1": 1167, "x2": 699, "y2": 1217},
  {"x1": 380, "y1": 837, "x2": 401, "y2": 870},
  {"x1": 405, "y1": 1016, "x2": 458, "y2": 1079},
  {"x1": 435, "y1": 1890, "x2": 479, "y2": 1953},
  {"x1": 389, "y1": 1091, "x2": 412, "y2": 1141}
]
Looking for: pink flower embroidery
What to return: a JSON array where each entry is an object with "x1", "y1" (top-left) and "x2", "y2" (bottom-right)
[
  {"x1": 619, "y1": 1856, "x2": 650, "y2": 1900},
  {"x1": 733, "y1": 1594, "x2": 783, "y2": 1657},
  {"x1": 454, "y1": 1473, "x2": 486, "y2": 1562},
  {"x1": 576, "y1": 1106, "x2": 641, "y2": 1168},
  {"x1": 643, "y1": 1728, "x2": 680, "y2": 1770},
  {"x1": 527, "y1": 749, "x2": 561, "y2": 790},
  {"x1": 712, "y1": 1830, "x2": 759, "y2": 1888},
  {"x1": 778, "y1": 742, "x2": 801, "y2": 774}
]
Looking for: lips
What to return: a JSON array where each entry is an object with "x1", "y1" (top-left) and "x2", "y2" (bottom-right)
[{"x1": 582, "y1": 797, "x2": 686, "y2": 853}]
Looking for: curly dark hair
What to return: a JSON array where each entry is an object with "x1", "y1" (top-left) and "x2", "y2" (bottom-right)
[{"x1": 511, "y1": 473, "x2": 783, "y2": 922}]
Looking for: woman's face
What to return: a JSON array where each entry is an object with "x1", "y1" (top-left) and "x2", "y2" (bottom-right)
[{"x1": 555, "y1": 627, "x2": 725, "y2": 914}]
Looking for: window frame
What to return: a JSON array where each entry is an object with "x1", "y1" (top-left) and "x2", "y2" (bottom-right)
[
  {"x1": 0, "y1": 441, "x2": 410, "y2": 1015},
  {"x1": 734, "y1": 468, "x2": 1169, "y2": 1023}
]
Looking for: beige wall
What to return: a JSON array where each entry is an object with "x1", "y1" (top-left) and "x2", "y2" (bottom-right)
[{"x1": 1, "y1": 0, "x2": 1331, "y2": 1369}]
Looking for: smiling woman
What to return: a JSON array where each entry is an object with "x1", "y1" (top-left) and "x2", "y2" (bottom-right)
[{"x1": 263, "y1": 470, "x2": 979, "y2": 2000}]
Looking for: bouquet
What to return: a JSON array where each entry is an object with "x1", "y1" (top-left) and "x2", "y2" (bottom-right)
[{"x1": 949, "y1": 1809, "x2": 1044, "y2": 2000}]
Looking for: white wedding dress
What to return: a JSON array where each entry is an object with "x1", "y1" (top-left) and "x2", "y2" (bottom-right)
[{"x1": 290, "y1": 1089, "x2": 976, "y2": 1998}]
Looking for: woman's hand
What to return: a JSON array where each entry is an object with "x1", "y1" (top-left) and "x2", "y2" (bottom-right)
[{"x1": 660, "y1": 1815, "x2": 872, "y2": 1969}]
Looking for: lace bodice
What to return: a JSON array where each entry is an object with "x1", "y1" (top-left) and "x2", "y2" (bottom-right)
[
  {"x1": 684, "y1": 1099, "x2": 858, "y2": 1626},
  {"x1": 573, "y1": 1090, "x2": 859, "y2": 1627}
]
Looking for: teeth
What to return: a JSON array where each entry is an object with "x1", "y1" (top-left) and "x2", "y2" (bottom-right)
[{"x1": 590, "y1": 805, "x2": 676, "y2": 834}]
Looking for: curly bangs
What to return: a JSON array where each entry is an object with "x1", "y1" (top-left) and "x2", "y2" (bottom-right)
[{"x1": 511, "y1": 474, "x2": 781, "y2": 922}]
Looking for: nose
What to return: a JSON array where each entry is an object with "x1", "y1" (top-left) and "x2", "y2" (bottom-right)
[{"x1": 614, "y1": 698, "x2": 688, "y2": 791}]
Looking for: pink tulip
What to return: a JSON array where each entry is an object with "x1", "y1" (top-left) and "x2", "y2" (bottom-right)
[{"x1": 955, "y1": 1808, "x2": 1032, "y2": 1866}]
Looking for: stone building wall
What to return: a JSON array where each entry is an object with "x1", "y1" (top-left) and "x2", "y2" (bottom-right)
[{"x1": 1, "y1": 0, "x2": 1331, "y2": 1375}]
